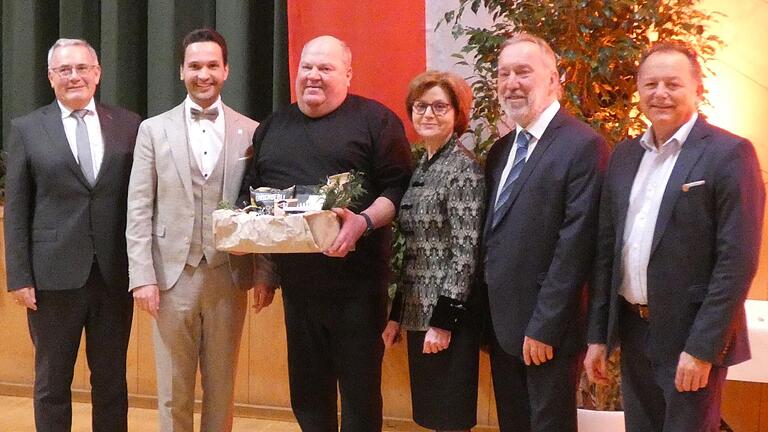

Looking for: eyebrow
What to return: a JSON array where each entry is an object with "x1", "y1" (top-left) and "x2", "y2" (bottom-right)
[{"x1": 186, "y1": 60, "x2": 221, "y2": 65}]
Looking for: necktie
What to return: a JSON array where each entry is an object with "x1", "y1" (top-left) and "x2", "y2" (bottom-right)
[
  {"x1": 72, "y1": 109, "x2": 96, "y2": 186},
  {"x1": 492, "y1": 130, "x2": 531, "y2": 226},
  {"x1": 190, "y1": 107, "x2": 219, "y2": 121}
]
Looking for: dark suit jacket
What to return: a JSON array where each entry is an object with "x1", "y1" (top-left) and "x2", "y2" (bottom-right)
[
  {"x1": 4, "y1": 101, "x2": 141, "y2": 292},
  {"x1": 482, "y1": 108, "x2": 608, "y2": 357},
  {"x1": 587, "y1": 116, "x2": 764, "y2": 366}
]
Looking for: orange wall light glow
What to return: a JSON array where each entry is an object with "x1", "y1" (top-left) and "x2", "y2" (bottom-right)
[{"x1": 700, "y1": 0, "x2": 768, "y2": 299}]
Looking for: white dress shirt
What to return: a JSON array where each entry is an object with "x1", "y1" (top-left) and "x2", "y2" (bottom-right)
[
  {"x1": 495, "y1": 100, "x2": 561, "y2": 206},
  {"x1": 184, "y1": 96, "x2": 225, "y2": 180},
  {"x1": 58, "y1": 99, "x2": 104, "y2": 178},
  {"x1": 620, "y1": 112, "x2": 699, "y2": 305}
]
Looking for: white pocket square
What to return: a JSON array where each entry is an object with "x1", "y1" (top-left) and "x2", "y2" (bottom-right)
[{"x1": 681, "y1": 180, "x2": 705, "y2": 192}]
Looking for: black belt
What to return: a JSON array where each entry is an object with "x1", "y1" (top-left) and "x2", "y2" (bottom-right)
[{"x1": 621, "y1": 297, "x2": 649, "y2": 320}]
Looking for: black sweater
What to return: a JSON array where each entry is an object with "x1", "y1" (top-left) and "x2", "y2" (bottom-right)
[{"x1": 238, "y1": 94, "x2": 413, "y2": 297}]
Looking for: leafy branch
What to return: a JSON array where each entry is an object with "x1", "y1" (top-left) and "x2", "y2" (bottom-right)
[
  {"x1": 320, "y1": 170, "x2": 367, "y2": 210},
  {"x1": 440, "y1": 0, "x2": 723, "y2": 156}
]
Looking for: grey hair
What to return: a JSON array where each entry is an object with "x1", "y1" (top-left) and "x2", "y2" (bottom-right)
[
  {"x1": 499, "y1": 32, "x2": 562, "y2": 97},
  {"x1": 47, "y1": 38, "x2": 99, "y2": 67}
]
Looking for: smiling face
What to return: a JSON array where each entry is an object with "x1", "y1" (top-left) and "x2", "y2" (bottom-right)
[
  {"x1": 637, "y1": 50, "x2": 701, "y2": 144},
  {"x1": 497, "y1": 41, "x2": 559, "y2": 128},
  {"x1": 295, "y1": 36, "x2": 352, "y2": 118},
  {"x1": 411, "y1": 85, "x2": 455, "y2": 149},
  {"x1": 181, "y1": 41, "x2": 229, "y2": 109},
  {"x1": 47, "y1": 45, "x2": 101, "y2": 111}
]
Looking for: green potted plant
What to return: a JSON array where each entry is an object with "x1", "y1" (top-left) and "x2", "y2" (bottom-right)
[{"x1": 438, "y1": 0, "x2": 723, "y2": 427}]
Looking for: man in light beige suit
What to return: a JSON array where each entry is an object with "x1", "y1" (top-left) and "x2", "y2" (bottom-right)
[{"x1": 126, "y1": 28, "x2": 276, "y2": 432}]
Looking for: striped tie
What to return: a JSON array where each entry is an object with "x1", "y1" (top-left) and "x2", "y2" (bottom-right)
[{"x1": 492, "y1": 130, "x2": 531, "y2": 226}]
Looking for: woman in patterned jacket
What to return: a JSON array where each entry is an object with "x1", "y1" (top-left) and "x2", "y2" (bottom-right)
[{"x1": 382, "y1": 70, "x2": 485, "y2": 431}]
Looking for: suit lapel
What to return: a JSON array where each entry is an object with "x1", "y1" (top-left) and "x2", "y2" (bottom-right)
[
  {"x1": 95, "y1": 103, "x2": 115, "y2": 187},
  {"x1": 41, "y1": 101, "x2": 91, "y2": 188},
  {"x1": 165, "y1": 103, "x2": 194, "y2": 204},
  {"x1": 221, "y1": 104, "x2": 241, "y2": 200},
  {"x1": 487, "y1": 132, "x2": 516, "y2": 201},
  {"x1": 650, "y1": 118, "x2": 709, "y2": 256},
  {"x1": 491, "y1": 109, "x2": 564, "y2": 229},
  {"x1": 483, "y1": 132, "x2": 515, "y2": 236},
  {"x1": 614, "y1": 139, "x2": 645, "y2": 253}
]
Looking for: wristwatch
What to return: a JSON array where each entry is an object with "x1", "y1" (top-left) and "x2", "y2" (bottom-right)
[{"x1": 360, "y1": 212, "x2": 374, "y2": 237}]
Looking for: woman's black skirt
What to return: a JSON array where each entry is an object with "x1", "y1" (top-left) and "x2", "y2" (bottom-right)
[{"x1": 406, "y1": 317, "x2": 481, "y2": 430}]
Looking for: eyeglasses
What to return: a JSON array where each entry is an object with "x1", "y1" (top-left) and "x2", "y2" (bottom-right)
[
  {"x1": 412, "y1": 101, "x2": 452, "y2": 116},
  {"x1": 49, "y1": 64, "x2": 98, "y2": 78}
]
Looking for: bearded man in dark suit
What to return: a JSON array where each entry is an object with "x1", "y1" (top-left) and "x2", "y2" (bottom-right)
[
  {"x1": 480, "y1": 32, "x2": 608, "y2": 432},
  {"x1": 4, "y1": 38, "x2": 140, "y2": 432}
]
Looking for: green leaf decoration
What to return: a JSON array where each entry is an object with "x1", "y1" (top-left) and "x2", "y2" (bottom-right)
[{"x1": 319, "y1": 170, "x2": 367, "y2": 210}]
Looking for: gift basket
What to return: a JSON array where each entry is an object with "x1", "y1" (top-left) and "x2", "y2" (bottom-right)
[{"x1": 213, "y1": 172, "x2": 364, "y2": 253}]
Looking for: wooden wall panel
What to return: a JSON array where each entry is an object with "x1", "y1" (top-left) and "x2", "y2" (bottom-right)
[
  {"x1": 0, "y1": 211, "x2": 36, "y2": 386},
  {"x1": 722, "y1": 381, "x2": 763, "y2": 431},
  {"x1": 126, "y1": 316, "x2": 140, "y2": 395},
  {"x1": 381, "y1": 335, "x2": 412, "y2": 420},
  {"x1": 134, "y1": 312, "x2": 157, "y2": 396},
  {"x1": 246, "y1": 291, "x2": 291, "y2": 408},
  {"x1": 480, "y1": 352, "x2": 499, "y2": 427},
  {"x1": 233, "y1": 298, "x2": 251, "y2": 403},
  {"x1": 762, "y1": 384, "x2": 768, "y2": 432}
]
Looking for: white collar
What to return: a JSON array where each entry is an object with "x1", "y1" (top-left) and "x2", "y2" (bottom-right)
[
  {"x1": 515, "y1": 99, "x2": 560, "y2": 140},
  {"x1": 640, "y1": 112, "x2": 699, "y2": 152},
  {"x1": 58, "y1": 98, "x2": 97, "y2": 119}
]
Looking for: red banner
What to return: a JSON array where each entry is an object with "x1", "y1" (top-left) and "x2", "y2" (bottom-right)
[{"x1": 287, "y1": 2, "x2": 427, "y2": 139}]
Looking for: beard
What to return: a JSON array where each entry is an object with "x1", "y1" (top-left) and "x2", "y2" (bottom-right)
[{"x1": 501, "y1": 98, "x2": 533, "y2": 127}]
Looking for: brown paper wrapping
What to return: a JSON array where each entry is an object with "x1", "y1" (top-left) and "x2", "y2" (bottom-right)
[{"x1": 213, "y1": 209, "x2": 340, "y2": 253}]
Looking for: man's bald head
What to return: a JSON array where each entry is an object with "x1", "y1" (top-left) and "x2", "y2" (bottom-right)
[
  {"x1": 296, "y1": 35, "x2": 353, "y2": 118},
  {"x1": 302, "y1": 36, "x2": 352, "y2": 69}
]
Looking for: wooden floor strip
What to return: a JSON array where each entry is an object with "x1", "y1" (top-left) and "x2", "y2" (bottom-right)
[{"x1": 0, "y1": 395, "x2": 301, "y2": 432}]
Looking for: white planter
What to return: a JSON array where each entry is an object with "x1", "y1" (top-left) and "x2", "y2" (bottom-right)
[{"x1": 577, "y1": 408, "x2": 625, "y2": 432}]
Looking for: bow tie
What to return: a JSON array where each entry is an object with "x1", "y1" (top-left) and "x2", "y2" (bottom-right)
[{"x1": 190, "y1": 107, "x2": 219, "y2": 121}]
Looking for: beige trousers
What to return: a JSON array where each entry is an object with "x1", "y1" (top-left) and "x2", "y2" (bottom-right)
[{"x1": 153, "y1": 260, "x2": 247, "y2": 432}]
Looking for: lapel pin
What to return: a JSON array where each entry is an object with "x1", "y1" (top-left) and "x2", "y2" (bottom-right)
[{"x1": 681, "y1": 180, "x2": 705, "y2": 192}]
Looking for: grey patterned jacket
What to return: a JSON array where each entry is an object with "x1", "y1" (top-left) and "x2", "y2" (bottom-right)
[{"x1": 390, "y1": 137, "x2": 485, "y2": 331}]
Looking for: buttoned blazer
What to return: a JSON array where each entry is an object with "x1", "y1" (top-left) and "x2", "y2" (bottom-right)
[
  {"x1": 482, "y1": 108, "x2": 608, "y2": 357},
  {"x1": 126, "y1": 102, "x2": 259, "y2": 291},
  {"x1": 4, "y1": 101, "x2": 141, "y2": 292},
  {"x1": 588, "y1": 117, "x2": 764, "y2": 366}
]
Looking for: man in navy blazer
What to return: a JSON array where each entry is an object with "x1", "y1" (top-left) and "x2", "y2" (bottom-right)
[
  {"x1": 480, "y1": 33, "x2": 608, "y2": 432},
  {"x1": 4, "y1": 39, "x2": 141, "y2": 431},
  {"x1": 585, "y1": 41, "x2": 764, "y2": 431}
]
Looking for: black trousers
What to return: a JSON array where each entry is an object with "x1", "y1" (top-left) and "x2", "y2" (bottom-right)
[
  {"x1": 27, "y1": 262, "x2": 133, "y2": 432},
  {"x1": 619, "y1": 304, "x2": 727, "y2": 432},
  {"x1": 489, "y1": 332, "x2": 580, "y2": 432},
  {"x1": 282, "y1": 291, "x2": 387, "y2": 432}
]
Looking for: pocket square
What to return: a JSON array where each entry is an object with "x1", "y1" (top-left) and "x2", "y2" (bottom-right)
[{"x1": 681, "y1": 180, "x2": 705, "y2": 192}]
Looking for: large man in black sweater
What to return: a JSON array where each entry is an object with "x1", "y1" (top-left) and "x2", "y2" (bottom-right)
[{"x1": 238, "y1": 35, "x2": 412, "y2": 431}]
